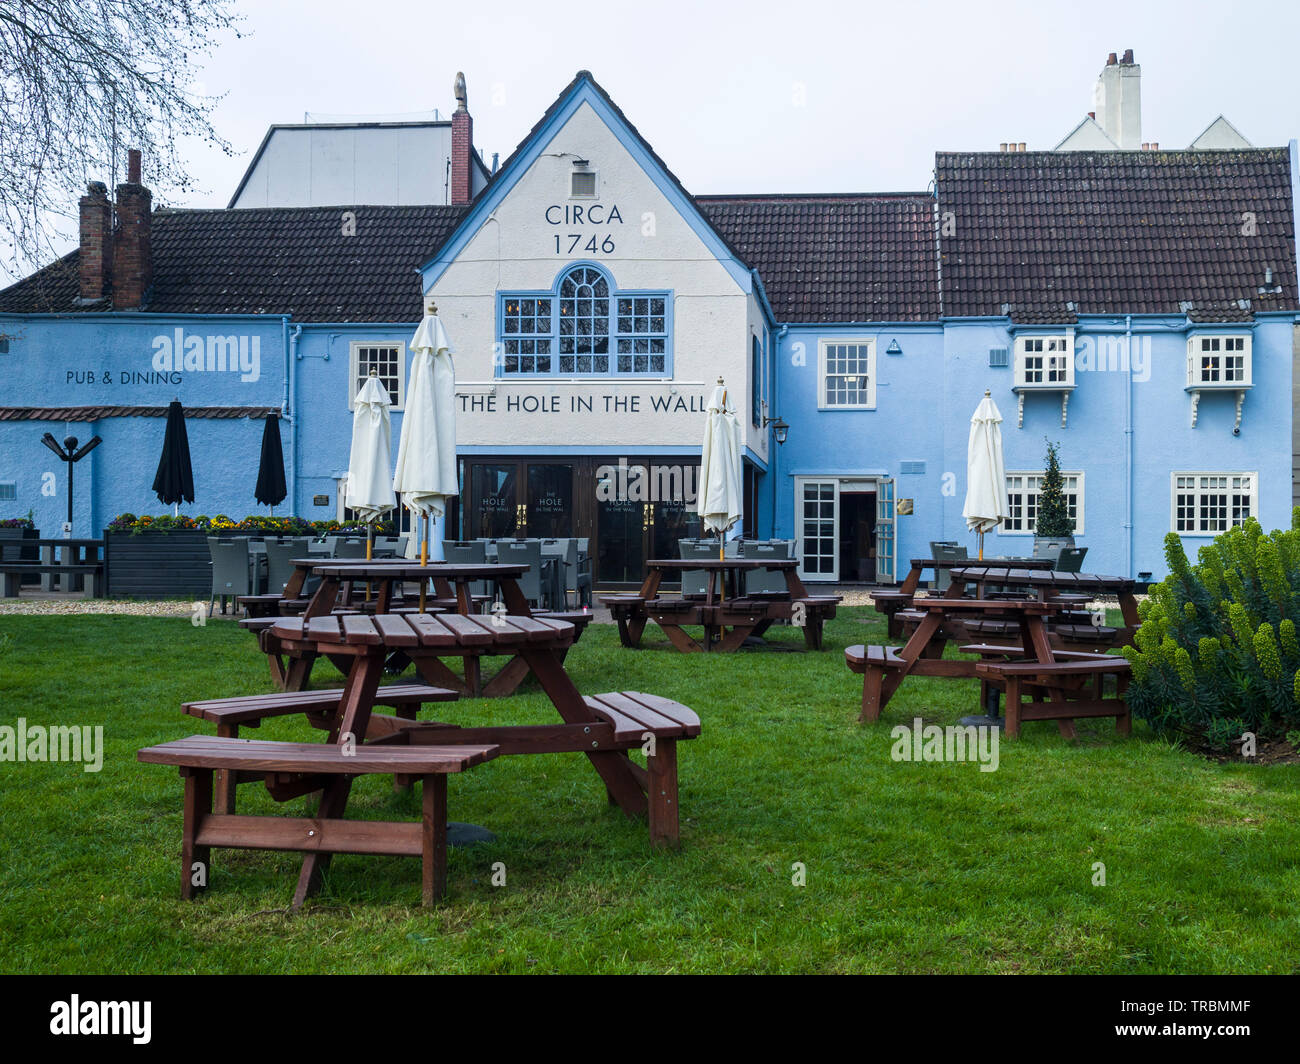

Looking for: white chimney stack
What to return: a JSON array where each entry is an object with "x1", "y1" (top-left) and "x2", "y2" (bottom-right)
[{"x1": 1093, "y1": 48, "x2": 1141, "y2": 149}]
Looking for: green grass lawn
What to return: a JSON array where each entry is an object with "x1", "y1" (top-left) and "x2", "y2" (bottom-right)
[{"x1": 1, "y1": 607, "x2": 1298, "y2": 974}]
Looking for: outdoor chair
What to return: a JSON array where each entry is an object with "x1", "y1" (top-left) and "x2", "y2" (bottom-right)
[
  {"x1": 744, "y1": 542, "x2": 790, "y2": 596},
  {"x1": 264, "y1": 537, "x2": 311, "y2": 595},
  {"x1": 1032, "y1": 540, "x2": 1067, "y2": 567},
  {"x1": 444, "y1": 540, "x2": 490, "y2": 601},
  {"x1": 931, "y1": 543, "x2": 967, "y2": 593},
  {"x1": 497, "y1": 539, "x2": 546, "y2": 609},
  {"x1": 554, "y1": 537, "x2": 592, "y2": 608},
  {"x1": 333, "y1": 538, "x2": 368, "y2": 559},
  {"x1": 680, "y1": 540, "x2": 719, "y2": 597},
  {"x1": 208, "y1": 537, "x2": 254, "y2": 616},
  {"x1": 576, "y1": 538, "x2": 592, "y2": 604},
  {"x1": 1057, "y1": 546, "x2": 1088, "y2": 573}
]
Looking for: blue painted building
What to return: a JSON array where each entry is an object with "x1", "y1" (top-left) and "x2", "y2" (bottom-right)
[{"x1": 1, "y1": 72, "x2": 1297, "y2": 585}]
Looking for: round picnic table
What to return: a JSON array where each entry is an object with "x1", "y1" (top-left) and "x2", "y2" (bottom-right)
[
  {"x1": 267, "y1": 608, "x2": 697, "y2": 904},
  {"x1": 602, "y1": 558, "x2": 840, "y2": 652}
]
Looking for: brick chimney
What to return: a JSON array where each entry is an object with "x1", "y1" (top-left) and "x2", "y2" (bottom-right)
[
  {"x1": 77, "y1": 181, "x2": 113, "y2": 303},
  {"x1": 450, "y1": 72, "x2": 474, "y2": 205},
  {"x1": 112, "y1": 149, "x2": 152, "y2": 309}
]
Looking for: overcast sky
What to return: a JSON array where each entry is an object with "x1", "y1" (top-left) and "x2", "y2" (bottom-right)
[{"x1": 11, "y1": 0, "x2": 1300, "y2": 278}]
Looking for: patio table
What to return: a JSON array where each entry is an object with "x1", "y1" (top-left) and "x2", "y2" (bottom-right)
[
  {"x1": 602, "y1": 558, "x2": 840, "y2": 652},
  {"x1": 848, "y1": 596, "x2": 1066, "y2": 720},
  {"x1": 268, "y1": 609, "x2": 699, "y2": 906},
  {"x1": 948, "y1": 567, "x2": 1141, "y2": 648},
  {"x1": 872, "y1": 556, "x2": 1053, "y2": 636}
]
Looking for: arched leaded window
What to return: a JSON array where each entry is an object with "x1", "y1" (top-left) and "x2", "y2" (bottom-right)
[
  {"x1": 558, "y1": 265, "x2": 610, "y2": 373},
  {"x1": 498, "y1": 264, "x2": 670, "y2": 377}
]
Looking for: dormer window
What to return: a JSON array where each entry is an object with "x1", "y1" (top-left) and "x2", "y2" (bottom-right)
[
  {"x1": 1012, "y1": 333, "x2": 1075, "y2": 428},
  {"x1": 1187, "y1": 335, "x2": 1251, "y2": 387}
]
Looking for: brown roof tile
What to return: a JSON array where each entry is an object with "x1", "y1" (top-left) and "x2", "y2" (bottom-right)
[{"x1": 936, "y1": 148, "x2": 1297, "y2": 320}]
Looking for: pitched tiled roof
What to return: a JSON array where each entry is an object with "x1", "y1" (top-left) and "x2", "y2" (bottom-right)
[
  {"x1": 0, "y1": 205, "x2": 467, "y2": 321},
  {"x1": 936, "y1": 149, "x2": 1298, "y2": 320},
  {"x1": 0, "y1": 406, "x2": 279, "y2": 421},
  {"x1": 697, "y1": 194, "x2": 940, "y2": 322}
]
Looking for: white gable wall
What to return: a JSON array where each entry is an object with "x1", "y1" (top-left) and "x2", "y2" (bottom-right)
[{"x1": 429, "y1": 101, "x2": 765, "y2": 458}]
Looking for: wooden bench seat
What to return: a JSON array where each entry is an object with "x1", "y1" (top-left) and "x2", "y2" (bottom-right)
[
  {"x1": 1052, "y1": 623, "x2": 1119, "y2": 643},
  {"x1": 584, "y1": 692, "x2": 700, "y2": 845},
  {"x1": 137, "y1": 734, "x2": 498, "y2": 906},
  {"x1": 1, "y1": 562, "x2": 103, "y2": 598},
  {"x1": 975, "y1": 658, "x2": 1131, "y2": 739},
  {"x1": 871, "y1": 590, "x2": 914, "y2": 637},
  {"x1": 183, "y1": 683, "x2": 459, "y2": 812},
  {"x1": 845, "y1": 644, "x2": 907, "y2": 672}
]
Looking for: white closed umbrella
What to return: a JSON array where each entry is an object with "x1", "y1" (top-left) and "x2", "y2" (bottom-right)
[
  {"x1": 697, "y1": 377, "x2": 743, "y2": 558},
  {"x1": 962, "y1": 389, "x2": 1009, "y2": 560},
  {"x1": 392, "y1": 304, "x2": 458, "y2": 569},
  {"x1": 345, "y1": 373, "x2": 396, "y2": 568}
]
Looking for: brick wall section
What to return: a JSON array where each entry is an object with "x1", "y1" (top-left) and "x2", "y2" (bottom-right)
[
  {"x1": 113, "y1": 180, "x2": 152, "y2": 309},
  {"x1": 77, "y1": 183, "x2": 113, "y2": 302},
  {"x1": 451, "y1": 109, "x2": 473, "y2": 205}
]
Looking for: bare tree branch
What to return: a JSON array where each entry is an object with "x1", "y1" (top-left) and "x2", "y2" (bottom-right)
[{"x1": 0, "y1": 0, "x2": 244, "y2": 278}]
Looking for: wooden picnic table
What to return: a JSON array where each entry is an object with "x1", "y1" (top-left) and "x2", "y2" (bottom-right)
[
  {"x1": 257, "y1": 560, "x2": 543, "y2": 696},
  {"x1": 602, "y1": 557, "x2": 840, "y2": 652},
  {"x1": 849, "y1": 597, "x2": 1065, "y2": 721},
  {"x1": 947, "y1": 566, "x2": 1141, "y2": 649},
  {"x1": 871, "y1": 556, "x2": 1053, "y2": 637},
  {"x1": 267, "y1": 609, "x2": 699, "y2": 906},
  {"x1": 851, "y1": 584, "x2": 1134, "y2": 739}
]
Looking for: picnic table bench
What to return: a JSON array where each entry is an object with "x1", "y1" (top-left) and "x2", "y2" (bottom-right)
[
  {"x1": 871, "y1": 557, "x2": 1053, "y2": 637},
  {"x1": 602, "y1": 558, "x2": 839, "y2": 652},
  {"x1": 247, "y1": 559, "x2": 587, "y2": 697},
  {"x1": 974, "y1": 658, "x2": 1131, "y2": 739},
  {"x1": 143, "y1": 604, "x2": 700, "y2": 909},
  {"x1": 847, "y1": 585, "x2": 1135, "y2": 737},
  {"x1": 138, "y1": 736, "x2": 499, "y2": 905},
  {"x1": 947, "y1": 567, "x2": 1141, "y2": 650},
  {"x1": 847, "y1": 598, "x2": 1064, "y2": 722},
  {"x1": 182, "y1": 683, "x2": 458, "y2": 813}
]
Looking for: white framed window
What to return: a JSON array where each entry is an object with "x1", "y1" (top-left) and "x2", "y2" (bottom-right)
[
  {"x1": 349, "y1": 342, "x2": 405, "y2": 410},
  {"x1": 1004, "y1": 470, "x2": 1084, "y2": 534},
  {"x1": 1187, "y1": 335, "x2": 1251, "y2": 387},
  {"x1": 1171, "y1": 472, "x2": 1257, "y2": 534},
  {"x1": 1014, "y1": 335, "x2": 1074, "y2": 388},
  {"x1": 818, "y1": 339, "x2": 876, "y2": 409},
  {"x1": 570, "y1": 169, "x2": 597, "y2": 198}
]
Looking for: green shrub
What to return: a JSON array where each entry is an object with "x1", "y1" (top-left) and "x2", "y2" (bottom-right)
[{"x1": 1123, "y1": 510, "x2": 1300, "y2": 748}]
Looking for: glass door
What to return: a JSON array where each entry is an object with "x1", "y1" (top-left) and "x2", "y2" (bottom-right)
[
  {"x1": 468, "y1": 462, "x2": 520, "y2": 539},
  {"x1": 876, "y1": 477, "x2": 896, "y2": 584},
  {"x1": 797, "y1": 478, "x2": 839, "y2": 581},
  {"x1": 524, "y1": 463, "x2": 575, "y2": 538},
  {"x1": 594, "y1": 459, "x2": 701, "y2": 588}
]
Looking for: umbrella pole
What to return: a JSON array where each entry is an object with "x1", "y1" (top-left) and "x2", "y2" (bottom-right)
[
  {"x1": 418, "y1": 514, "x2": 428, "y2": 613},
  {"x1": 365, "y1": 523, "x2": 374, "y2": 601},
  {"x1": 978, "y1": 530, "x2": 984, "y2": 561}
]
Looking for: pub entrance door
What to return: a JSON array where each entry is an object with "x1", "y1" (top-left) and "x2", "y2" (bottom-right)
[
  {"x1": 462, "y1": 456, "x2": 702, "y2": 589},
  {"x1": 465, "y1": 460, "x2": 577, "y2": 540}
]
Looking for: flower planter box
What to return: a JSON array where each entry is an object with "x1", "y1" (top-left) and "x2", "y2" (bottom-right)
[
  {"x1": 0, "y1": 527, "x2": 41, "y2": 585},
  {"x1": 104, "y1": 529, "x2": 216, "y2": 598}
]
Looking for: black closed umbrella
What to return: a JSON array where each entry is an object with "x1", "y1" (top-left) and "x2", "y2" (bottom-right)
[
  {"x1": 152, "y1": 400, "x2": 194, "y2": 514},
  {"x1": 255, "y1": 412, "x2": 288, "y2": 512}
]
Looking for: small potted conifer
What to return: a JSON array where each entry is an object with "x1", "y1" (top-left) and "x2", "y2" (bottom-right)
[{"x1": 1034, "y1": 439, "x2": 1075, "y2": 559}]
